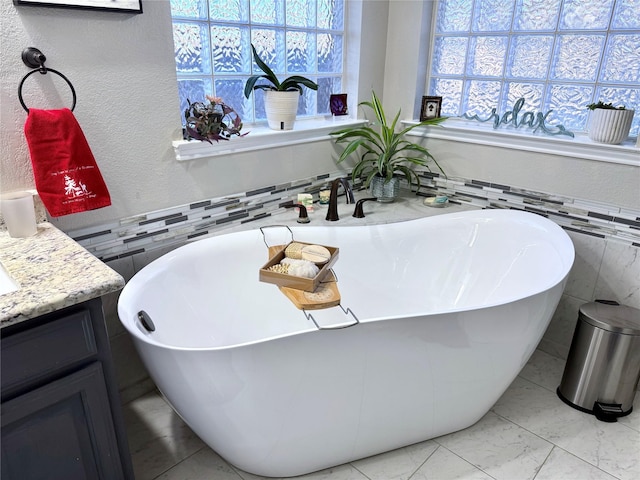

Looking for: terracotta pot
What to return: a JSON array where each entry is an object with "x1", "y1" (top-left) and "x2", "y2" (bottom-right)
[
  {"x1": 588, "y1": 108, "x2": 635, "y2": 144},
  {"x1": 264, "y1": 90, "x2": 300, "y2": 130}
]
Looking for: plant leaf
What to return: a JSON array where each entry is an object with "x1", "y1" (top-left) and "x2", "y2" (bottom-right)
[
  {"x1": 395, "y1": 165, "x2": 421, "y2": 191},
  {"x1": 336, "y1": 139, "x2": 366, "y2": 164},
  {"x1": 370, "y1": 91, "x2": 386, "y2": 126},
  {"x1": 281, "y1": 76, "x2": 318, "y2": 92},
  {"x1": 398, "y1": 116, "x2": 447, "y2": 137},
  {"x1": 363, "y1": 169, "x2": 380, "y2": 188},
  {"x1": 249, "y1": 44, "x2": 280, "y2": 88},
  {"x1": 244, "y1": 74, "x2": 275, "y2": 97}
]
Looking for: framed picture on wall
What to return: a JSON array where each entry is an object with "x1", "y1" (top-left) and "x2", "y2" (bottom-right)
[
  {"x1": 13, "y1": 0, "x2": 142, "y2": 13},
  {"x1": 420, "y1": 96, "x2": 442, "y2": 121}
]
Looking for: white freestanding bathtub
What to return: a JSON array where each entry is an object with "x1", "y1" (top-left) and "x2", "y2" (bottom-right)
[{"x1": 118, "y1": 209, "x2": 575, "y2": 477}]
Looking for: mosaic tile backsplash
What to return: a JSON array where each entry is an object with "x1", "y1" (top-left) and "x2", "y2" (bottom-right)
[{"x1": 67, "y1": 170, "x2": 640, "y2": 262}]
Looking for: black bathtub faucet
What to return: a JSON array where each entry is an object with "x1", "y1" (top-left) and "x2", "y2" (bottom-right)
[{"x1": 326, "y1": 177, "x2": 355, "y2": 221}]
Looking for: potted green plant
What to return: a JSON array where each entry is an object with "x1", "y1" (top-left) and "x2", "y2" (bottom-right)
[
  {"x1": 586, "y1": 101, "x2": 635, "y2": 145},
  {"x1": 331, "y1": 91, "x2": 447, "y2": 202},
  {"x1": 184, "y1": 95, "x2": 244, "y2": 143},
  {"x1": 244, "y1": 44, "x2": 318, "y2": 131}
]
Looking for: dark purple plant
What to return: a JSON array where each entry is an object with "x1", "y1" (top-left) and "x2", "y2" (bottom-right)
[{"x1": 184, "y1": 95, "x2": 245, "y2": 143}]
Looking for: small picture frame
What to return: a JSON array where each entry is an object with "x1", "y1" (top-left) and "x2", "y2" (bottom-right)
[
  {"x1": 13, "y1": 0, "x2": 142, "y2": 13},
  {"x1": 329, "y1": 94, "x2": 348, "y2": 116},
  {"x1": 420, "y1": 96, "x2": 442, "y2": 121}
]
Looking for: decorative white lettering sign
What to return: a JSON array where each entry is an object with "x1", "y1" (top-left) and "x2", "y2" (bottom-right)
[{"x1": 463, "y1": 98, "x2": 574, "y2": 137}]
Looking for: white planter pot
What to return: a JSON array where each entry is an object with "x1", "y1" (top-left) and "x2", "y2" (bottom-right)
[
  {"x1": 264, "y1": 90, "x2": 300, "y2": 130},
  {"x1": 588, "y1": 108, "x2": 635, "y2": 145}
]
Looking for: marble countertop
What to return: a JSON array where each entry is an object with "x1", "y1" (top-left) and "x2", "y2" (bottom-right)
[{"x1": 0, "y1": 223, "x2": 125, "y2": 328}]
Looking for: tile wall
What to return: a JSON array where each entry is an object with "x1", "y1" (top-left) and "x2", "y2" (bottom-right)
[{"x1": 68, "y1": 170, "x2": 640, "y2": 401}]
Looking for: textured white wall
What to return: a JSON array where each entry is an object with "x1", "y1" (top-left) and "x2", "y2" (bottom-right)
[
  {"x1": 1, "y1": 1, "x2": 182, "y2": 230},
  {"x1": 426, "y1": 139, "x2": 640, "y2": 209},
  {"x1": 1, "y1": 1, "x2": 387, "y2": 232},
  {"x1": 1, "y1": 0, "x2": 637, "y2": 235}
]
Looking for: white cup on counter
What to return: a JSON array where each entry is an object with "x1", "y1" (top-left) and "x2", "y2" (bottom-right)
[{"x1": 1, "y1": 191, "x2": 38, "y2": 238}]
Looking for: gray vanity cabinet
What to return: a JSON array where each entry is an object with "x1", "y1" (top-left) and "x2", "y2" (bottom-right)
[{"x1": 1, "y1": 298, "x2": 134, "y2": 480}]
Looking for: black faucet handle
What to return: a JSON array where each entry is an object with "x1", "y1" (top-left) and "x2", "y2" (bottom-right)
[
  {"x1": 284, "y1": 203, "x2": 310, "y2": 223},
  {"x1": 353, "y1": 197, "x2": 377, "y2": 218}
]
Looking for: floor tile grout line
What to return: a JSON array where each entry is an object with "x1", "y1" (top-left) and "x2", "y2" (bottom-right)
[
  {"x1": 514, "y1": 373, "x2": 640, "y2": 435},
  {"x1": 531, "y1": 445, "x2": 555, "y2": 480},
  {"x1": 428, "y1": 442, "x2": 499, "y2": 480},
  {"x1": 400, "y1": 443, "x2": 439, "y2": 480},
  {"x1": 572, "y1": 445, "x2": 625, "y2": 480},
  {"x1": 490, "y1": 407, "x2": 627, "y2": 480},
  {"x1": 489, "y1": 385, "x2": 629, "y2": 480},
  {"x1": 153, "y1": 445, "x2": 198, "y2": 480},
  {"x1": 349, "y1": 462, "x2": 373, "y2": 480},
  {"x1": 151, "y1": 445, "x2": 211, "y2": 480},
  {"x1": 229, "y1": 464, "x2": 254, "y2": 480},
  {"x1": 515, "y1": 370, "x2": 560, "y2": 394},
  {"x1": 533, "y1": 445, "x2": 625, "y2": 480},
  {"x1": 232, "y1": 464, "x2": 269, "y2": 480},
  {"x1": 490, "y1": 407, "x2": 555, "y2": 449}
]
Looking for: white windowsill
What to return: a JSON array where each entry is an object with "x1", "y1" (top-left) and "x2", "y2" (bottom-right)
[
  {"x1": 403, "y1": 117, "x2": 640, "y2": 167},
  {"x1": 173, "y1": 116, "x2": 366, "y2": 162},
  {"x1": 173, "y1": 115, "x2": 639, "y2": 166}
]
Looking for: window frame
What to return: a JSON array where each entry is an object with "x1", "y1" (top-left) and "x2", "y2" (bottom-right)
[
  {"x1": 171, "y1": 0, "x2": 347, "y2": 127},
  {"x1": 425, "y1": 0, "x2": 640, "y2": 138},
  {"x1": 413, "y1": 0, "x2": 639, "y2": 167},
  {"x1": 171, "y1": 0, "x2": 365, "y2": 162}
]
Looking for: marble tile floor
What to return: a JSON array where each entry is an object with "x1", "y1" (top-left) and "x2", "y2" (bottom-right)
[{"x1": 122, "y1": 349, "x2": 640, "y2": 480}]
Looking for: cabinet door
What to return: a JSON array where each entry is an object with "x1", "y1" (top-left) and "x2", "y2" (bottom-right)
[
  {"x1": 1, "y1": 363, "x2": 125, "y2": 480},
  {"x1": 1, "y1": 308, "x2": 97, "y2": 397}
]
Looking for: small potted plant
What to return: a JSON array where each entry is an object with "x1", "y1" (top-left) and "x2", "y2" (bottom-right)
[
  {"x1": 331, "y1": 91, "x2": 447, "y2": 202},
  {"x1": 184, "y1": 95, "x2": 244, "y2": 143},
  {"x1": 587, "y1": 101, "x2": 635, "y2": 145},
  {"x1": 244, "y1": 44, "x2": 318, "y2": 131}
]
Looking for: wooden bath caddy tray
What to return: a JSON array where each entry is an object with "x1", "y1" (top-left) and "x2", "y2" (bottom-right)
[{"x1": 259, "y1": 226, "x2": 341, "y2": 310}]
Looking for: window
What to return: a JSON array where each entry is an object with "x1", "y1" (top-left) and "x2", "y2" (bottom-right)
[
  {"x1": 428, "y1": 0, "x2": 640, "y2": 136},
  {"x1": 170, "y1": 0, "x2": 345, "y2": 126}
]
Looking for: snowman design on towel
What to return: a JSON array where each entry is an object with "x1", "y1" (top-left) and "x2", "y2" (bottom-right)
[{"x1": 64, "y1": 174, "x2": 91, "y2": 198}]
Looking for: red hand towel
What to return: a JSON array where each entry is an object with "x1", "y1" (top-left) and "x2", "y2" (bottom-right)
[{"x1": 24, "y1": 108, "x2": 111, "y2": 217}]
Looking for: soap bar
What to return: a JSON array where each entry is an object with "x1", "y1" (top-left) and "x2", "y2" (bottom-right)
[
  {"x1": 301, "y1": 244, "x2": 331, "y2": 264},
  {"x1": 424, "y1": 195, "x2": 448, "y2": 207},
  {"x1": 297, "y1": 193, "x2": 314, "y2": 212}
]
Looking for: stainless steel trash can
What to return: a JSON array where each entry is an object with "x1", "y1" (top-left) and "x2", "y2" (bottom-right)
[{"x1": 557, "y1": 301, "x2": 640, "y2": 422}]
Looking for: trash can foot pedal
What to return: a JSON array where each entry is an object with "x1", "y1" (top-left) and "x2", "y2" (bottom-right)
[{"x1": 593, "y1": 402, "x2": 625, "y2": 422}]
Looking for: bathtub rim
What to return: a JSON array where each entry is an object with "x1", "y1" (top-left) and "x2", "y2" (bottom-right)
[
  {"x1": 121, "y1": 280, "x2": 570, "y2": 353},
  {"x1": 118, "y1": 209, "x2": 575, "y2": 352}
]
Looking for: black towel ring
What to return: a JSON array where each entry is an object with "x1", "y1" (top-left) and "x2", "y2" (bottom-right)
[{"x1": 18, "y1": 47, "x2": 77, "y2": 113}]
